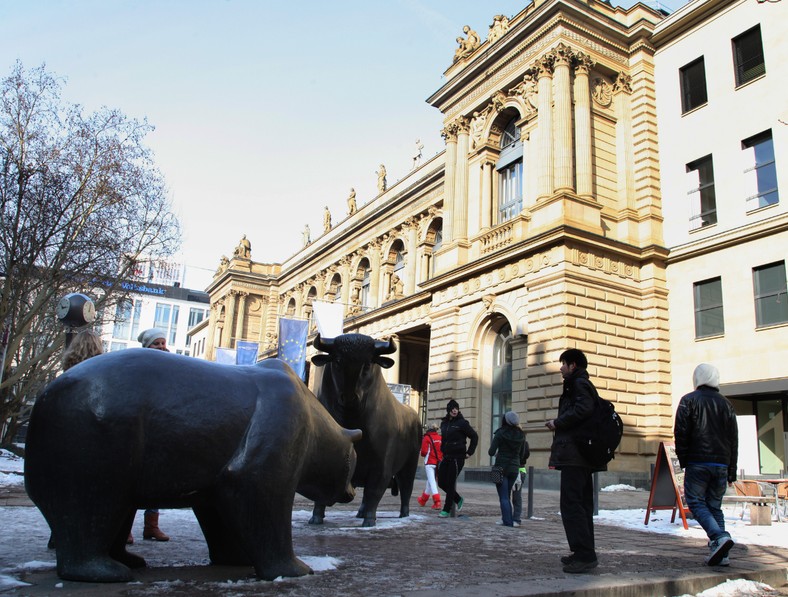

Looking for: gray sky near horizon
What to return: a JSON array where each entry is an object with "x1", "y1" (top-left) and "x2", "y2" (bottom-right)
[{"x1": 0, "y1": 0, "x2": 685, "y2": 290}]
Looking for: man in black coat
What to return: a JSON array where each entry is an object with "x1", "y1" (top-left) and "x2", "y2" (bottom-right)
[
  {"x1": 438, "y1": 399, "x2": 478, "y2": 518},
  {"x1": 546, "y1": 349, "x2": 602, "y2": 573},
  {"x1": 674, "y1": 363, "x2": 738, "y2": 566}
]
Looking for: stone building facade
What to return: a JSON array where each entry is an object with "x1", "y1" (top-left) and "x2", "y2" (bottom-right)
[{"x1": 202, "y1": 0, "x2": 676, "y2": 475}]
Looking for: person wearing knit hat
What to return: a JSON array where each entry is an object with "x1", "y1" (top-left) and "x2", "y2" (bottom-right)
[
  {"x1": 437, "y1": 399, "x2": 478, "y2": 518},
  {"x1": 489, "y1": 411, "x2": 528, "y2": 527},
  {"x1": 675, "y1": 363, "x2": 738, "y2": 567},
  {"x1": 137, "y1": 328, "x2": 168, "y2": 351},
  {"x1": 132, "y1": 327, "x2": 171, "y2": 543}
]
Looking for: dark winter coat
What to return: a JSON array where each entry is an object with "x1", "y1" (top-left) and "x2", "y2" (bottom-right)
[
  {"x1": 488, "y1": 425, "x2": 528, "y2": 475},
  {"x1": 440, "y1": 412, "x2": 478, "y2": 460},
  {"x1": 674, "y1": 385, "x2": 739, "y2": 482},
  {"x1": 548, "y1": 368, "x2": 605, "y2": 471}
]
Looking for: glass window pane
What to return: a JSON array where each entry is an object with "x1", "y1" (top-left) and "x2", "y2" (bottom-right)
[
  {"x1": 733, "y1": 26, "x2": 765, "y2": 86},
  {"x1": 693, "y1": 278, "x2": 724, "y2": 337},
  {"x1": 753, "y1": 262, "x2": 788, "y2": 327},
  {"x1": 680, "y1": 57, "x2": 707, "y2": 113}
]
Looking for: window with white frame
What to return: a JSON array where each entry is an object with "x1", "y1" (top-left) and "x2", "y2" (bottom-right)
[
  {"x1": 686, "y1": 155, "x2": 717, "y2": 230},
  {"x1": 693, "y1": 277, "x2": 724, "y2": 338},
  {"x1": 112, "y1": 298, "x2": 141, "y2": 342},
  {"x1": 733, "y1": 25, "x2": 765, "y2": 87},
  {"x1": 753, "y1": 262, "x2": 788, "y2": 328},
  {"x1": 496, "y1": 117, "x2": 523, "y2": 224},
  {"x1": 360, "y1": 265, "x2": 371, "y2": 309},
  {"x1": 154, "y1": 303, "x2": 179, "y2": 345},
  {"x1": 742, "y1": 130, "x2": 778, "y2": 211},
  {"x1": 679, "y1": 57, "x2": 707, "y2": 114}
]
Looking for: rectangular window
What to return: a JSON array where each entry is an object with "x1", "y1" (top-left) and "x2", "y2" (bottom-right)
[
  {"x1": 188, "y1": 307, "x2": 207, "y2": 328},
  {"x1": 154, "y1": 303, "x2": 180, "y2": 345},
  {"x1": 753, "y1": 262, "x2": 788, "y2": 327},
  {"x1": 686, "y1": 155, "x2": 717, "y2": 230},
  {"x1": 733, "y1": 25, "x2": 765, "y2": 87},
  {"x1": 680, "y1": 57, "x2": 708, "y2": 113},
  {"x1": 498, "y1": 161, "x2": 523, "y2": 223},
  {"x1": 694, "y1": 277, "x2": 724, "y2": 338},
  {"x1": 742, "y1": 130, "x2": 779, "y2": 210},
  {"x1": 112, "y1": 299, "x2": 139, "y2": 340}
]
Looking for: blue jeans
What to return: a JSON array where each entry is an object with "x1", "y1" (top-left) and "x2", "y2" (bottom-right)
[
  {"x1": 684, "y1": 464, "x2": 729, "y2": 542},
  {"x1": 496, "y1": 473, "x2": 518, "y2": 526}
]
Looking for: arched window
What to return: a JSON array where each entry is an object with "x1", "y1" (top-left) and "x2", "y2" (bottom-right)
[
  {"x1": 497, "y1": 116, "x2": 523, "y2": 223},
  {"x1": 491, "y1": 322, "x2": 512, "y2": 434},
  {"x1": 360, "y1": 261, "x2": 371, "y2": 309}
]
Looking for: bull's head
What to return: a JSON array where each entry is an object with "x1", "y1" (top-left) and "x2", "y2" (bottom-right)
[
  {"x1": 311, "y1": 333, "x2": 396, "y2": 369},
  {"x1": 311, "y1": 334, "x2": 396, "y2": 411}
]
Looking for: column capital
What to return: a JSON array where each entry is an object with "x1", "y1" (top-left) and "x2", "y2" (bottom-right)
[
  {"x1": 573, "y1": 52, "x2": 595, "y2": 75},
  {"x1": 533, "y1": 54, "x2": 555, "y2": 78},
  {"x1": 551, "y1": 42, "x2": 574, "y2": 67},
  {"x1": 441, "y1": 123, "x2": 459, "y2": 143}
]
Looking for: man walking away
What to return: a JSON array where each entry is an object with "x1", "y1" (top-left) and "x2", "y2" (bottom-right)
[
  {"x1": 546, "y1": 348, "x2": 603, "y2": 573},
  {"x1": 674, "y1": 363, "x2": 738, "y2": 566}
]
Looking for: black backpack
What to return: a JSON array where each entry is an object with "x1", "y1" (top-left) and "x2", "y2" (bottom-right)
[{"x1": 575, "y1": 379, "x2": 624, "y2": 467}]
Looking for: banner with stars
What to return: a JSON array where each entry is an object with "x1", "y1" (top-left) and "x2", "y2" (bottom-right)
[{"x1": 277, "y1": 317, "x2": 308, "y2": 380}]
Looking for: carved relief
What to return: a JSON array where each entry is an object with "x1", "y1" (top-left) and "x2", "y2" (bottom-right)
[
  {"x1": 470, "y1": 105, "x2": 493, "y2": 149},
  {"x1": 571, "y1": 248, "x2": 639, "y2": 280},
  {"x1": 592, "y1": 77, "x2": 613, "y2": 107},
  {"x1": 613, "y1": 72, "x2": 633, "y2": 95},
  {"x1": 491, "y1": 90, "x2": 508, "y2": 113},
  {"x1": 510, "y1": 72, "x2": 538, "y2": 117},
  {"x1": 487, "y1": 14, "x2": 510, "y2": 44},
  {"x1": 482, "y1": 294, "x2": 496, "y2": 313}
]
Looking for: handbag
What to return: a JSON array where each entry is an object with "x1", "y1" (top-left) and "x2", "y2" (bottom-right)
[{"x1": 490, "y1": 465, "x2": 504, "y2": 484}]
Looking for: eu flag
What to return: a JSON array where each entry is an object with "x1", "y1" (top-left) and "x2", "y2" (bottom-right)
[{"x1": 277, "y1": 318, "x2": 308, "y2": 380}]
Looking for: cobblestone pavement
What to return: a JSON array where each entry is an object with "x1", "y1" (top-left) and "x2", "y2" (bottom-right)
[{"x1": 2, "y1": 481, "x2": 787, "y2": 597}]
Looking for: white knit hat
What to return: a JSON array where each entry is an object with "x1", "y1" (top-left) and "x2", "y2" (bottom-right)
[
  {"x1": 137, "y1": 328, "x2": 166, "y2": 348},
  {"x1": 692, "y1": 363, "x2": 720, "y2": 390}
]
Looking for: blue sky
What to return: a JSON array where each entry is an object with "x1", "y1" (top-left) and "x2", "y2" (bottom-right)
[{"x1": 0, "y1": 0, "x2": 684, "y2": 289}]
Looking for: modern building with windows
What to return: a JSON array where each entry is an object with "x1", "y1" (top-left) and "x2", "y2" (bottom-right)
[
  {"x1": 654, "y1": 0, "x2": 787, "y2": 474},
  {"x1": 99, "y1": 260, "x2": 210, "y2": 356}
]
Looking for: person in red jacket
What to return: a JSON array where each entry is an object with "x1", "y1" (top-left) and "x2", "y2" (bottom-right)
[{"x1": 417, "y1": 423, "x2": 443, "y2": 509}]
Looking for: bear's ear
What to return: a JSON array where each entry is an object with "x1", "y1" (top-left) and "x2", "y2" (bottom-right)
[
  {"x1": 374, "y1": 356, "x2": 395, "y2": 369},
  {"x1": 312, "y1": 354, "x2": 331, "y2": 367}
]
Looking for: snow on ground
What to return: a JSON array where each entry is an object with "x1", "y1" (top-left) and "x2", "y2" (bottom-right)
[{"x1": 1, "y1": 451, "x2": 784, "y2": 596}]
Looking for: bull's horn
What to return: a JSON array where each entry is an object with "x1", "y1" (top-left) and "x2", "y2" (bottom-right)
[
  {"x1": 344, "y1": 428, "x2": 363, "y2": 443},
  {"x1": 313, "y1": 334, "x2": 335, "y2": 353},
  {"x1": 374, "y1": 337, "x2": 396, "y2": 355}
]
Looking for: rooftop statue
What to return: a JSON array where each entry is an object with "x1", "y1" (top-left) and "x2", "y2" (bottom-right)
[
  {"x1": 347, "y1": 188, "x2": 357, "y2": 215},
  {"x1": 233, "y1": 234, "x2": 251, "y2": 259},
  {"x1": 323, "y1": 206, "x2": 332, "y2": 233},
  {"x1": 453, "y1": 25, "x2": 480, "y2": 63},
  {"x1": 487, "y1": 14, "x2": 510, "y2": 44},
  {"x1": 376, "y1": 164, "x2": 387, "y2": 193}
]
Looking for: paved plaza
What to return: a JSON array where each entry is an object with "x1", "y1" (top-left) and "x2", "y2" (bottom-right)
[{"x1": 1, "y1": 480, "x2": 787, "y2": 597}]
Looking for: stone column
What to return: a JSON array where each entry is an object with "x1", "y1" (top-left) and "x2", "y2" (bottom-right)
[
  {"x1": 552, "y1": 44, "x2": 574, "y2": 193},
  {"x1": 368, "y1": 240, "x2": 382, "y2": 310},
  {"x1": 441, "y1": 124, "x2": 458, "y2": 241},
  {"x1": 614, "y1": 73, "x2": 635, "y2": 210},
  {"x1": 404, "y1": 218, "x2": 419, "y2": 294},
  {"x1": 339, "y1": 257, "x2": 351, "y2": 314},
  {"x1": 481, "y1": 160, "x2": 494, "y2": 229},
  {"x1": 206, "y1": 299, "x2": 222, "y2": 360},
  {"x1": 574, "y1": 52, "x2": 594, "y2": 198},
  {"x1": 234, "y1": 291, "x2": 248, "y2": 344},
  {"x1": 535, "y1": 55, "x2": 555, "y2": 199},
  {"x1": 223, "y1": 291, "x2": 237, "y2": 347},
  {"x1": 453, "y1": 116, "x2": 470, "y2": 241}
]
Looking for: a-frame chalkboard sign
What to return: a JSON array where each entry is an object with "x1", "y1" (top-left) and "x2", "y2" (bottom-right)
[{"x1": 644, "y1": 441, "x2": 690, "y2": 530}]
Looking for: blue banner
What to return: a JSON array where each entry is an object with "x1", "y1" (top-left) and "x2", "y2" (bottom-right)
[
  {"x1": 277, "y1": 318, "x2": 308, "y2": 380},
  {"x1": 235, "y1": 341, "x2": 259, "y2": 365}
]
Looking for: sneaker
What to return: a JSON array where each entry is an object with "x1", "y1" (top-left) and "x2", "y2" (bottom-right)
[
  {"x1": 438, "y1": 511, "x2": 450, "y2": 518},
  {"x1": 563, "y1": 559, "x2": 598, "y2": 574},
  {"x1": 513, "y1": 522, "x2": 521, "y2": 527},
  {"x1": 719, "y1": 556, "x2": 730, "y2": 567},
  {"x1": 457, "y1": 497, "x2": 464, "y2": 512},
  {"x1": 560, "y1": 555, "x2": 575, "y2": 565},
  {"x1": 705, "y1": 536, "x2": 734, "y2": 566}
]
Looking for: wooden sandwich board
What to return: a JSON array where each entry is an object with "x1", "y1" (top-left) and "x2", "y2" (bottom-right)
[{"x1": 644, "y1": 441, "x2": 690, "y2": 530}]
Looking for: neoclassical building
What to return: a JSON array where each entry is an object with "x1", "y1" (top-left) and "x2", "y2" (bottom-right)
[{"x1": 197, "y1": 0, "x2": 676, "y2": 479}]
